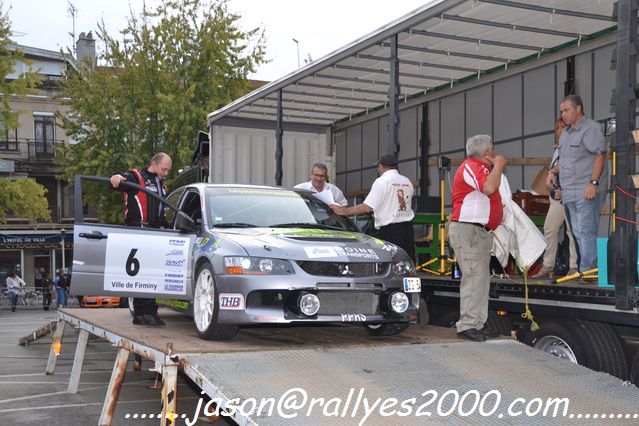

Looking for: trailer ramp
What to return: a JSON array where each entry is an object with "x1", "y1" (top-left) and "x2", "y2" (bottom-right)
[
  {"x1": 183, "y1": 340, "x2": 639, "y2": 425},
  {"x1": 45, "y1": 309, "x2": 639, "y2": 425}
]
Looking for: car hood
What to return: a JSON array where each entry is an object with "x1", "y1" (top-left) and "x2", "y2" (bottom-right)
[{"x1": 214, "y1": 227, "x2": 395, "y2": 262}]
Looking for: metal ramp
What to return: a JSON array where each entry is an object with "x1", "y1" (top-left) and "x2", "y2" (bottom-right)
[
  {"x1": 183, "y1": 341, "x2": 639, "y2": 425},
  {"x1": 43, "y1": 308, "x2": 639, "y2": 425}
]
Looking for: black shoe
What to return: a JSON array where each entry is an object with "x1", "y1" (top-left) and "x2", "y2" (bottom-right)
[
  {"x1": 478, "y1": 326, "x2": 500, "y2": 338},
  {"x1": 11, "y1": 306, "x2": 16, "y2": 312},
  {"x1": 457, "y1": 328, "x2": 486, "y2": 342},
  {"x1": 148, "y1": 313, "x2": 166, "y2": 326},
  {"x1": 132, "y1": 314, "x2": 153, "y2": 325}
]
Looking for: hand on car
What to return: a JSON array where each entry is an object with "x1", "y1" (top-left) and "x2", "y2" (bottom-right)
[
  {"x1": 330, "y1": 204, "x2": 346, "y2": 215},
  {"x1": 110, "y1": 174, "x2": 125, "y2": 188}
]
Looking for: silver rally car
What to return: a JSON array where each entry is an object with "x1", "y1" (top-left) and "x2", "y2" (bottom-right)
[{"x1": 72, "y1": 183, "x2": 420, "y2": 340}]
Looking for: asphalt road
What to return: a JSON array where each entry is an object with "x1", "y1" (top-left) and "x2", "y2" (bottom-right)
[{"x1": 0, "y1": 309, "x2": 224, "y2": 426}]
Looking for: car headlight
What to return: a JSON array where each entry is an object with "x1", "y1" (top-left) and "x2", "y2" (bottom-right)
[
  {"x1": 224, "y1": 256, "x2": 294, "y2": 275},
  {"x1": 392, "y1": 249, "x2": 416, "y2": 277}
]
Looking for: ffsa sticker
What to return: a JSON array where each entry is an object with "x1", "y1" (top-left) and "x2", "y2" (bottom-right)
[
  {"x1": 104, "y1": 233, "x2": 189, "y2": 295},
  {"x1": 219, "y1": 293, "x2": 244, "y2": 310}
]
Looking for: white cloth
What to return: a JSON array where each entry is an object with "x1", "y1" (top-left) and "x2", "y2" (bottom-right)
[
  {"x1": 6, "y1": 275, "x2": 25, "y2": 293},
  {"x1": 363, "y1": 169, "x2": 415, "y2": 229},
  {"x1": 492, "y1": 176, "x2": 547, "y2": 270},
  {"x1": 294, "y1": 181, "x2": 347, "y2": 206}
]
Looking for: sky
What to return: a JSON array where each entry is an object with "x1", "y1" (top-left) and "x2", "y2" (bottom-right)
[{"x1": 5, "y1": 0, "x2": 431, "y2": 81}]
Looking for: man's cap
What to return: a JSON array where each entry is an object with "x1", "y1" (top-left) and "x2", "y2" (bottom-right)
[{"x1": 377, "y1": 154, "x2": 397, "y2": 167}]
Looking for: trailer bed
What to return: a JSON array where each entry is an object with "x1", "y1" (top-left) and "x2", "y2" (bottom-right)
[{"x1": 51, "y1": 308, "x2": 639, "y2": 425}]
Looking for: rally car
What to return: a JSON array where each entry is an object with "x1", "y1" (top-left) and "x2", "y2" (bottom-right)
[{"x1": 71, "y1": 180, "x2": 420, "y2": 340}]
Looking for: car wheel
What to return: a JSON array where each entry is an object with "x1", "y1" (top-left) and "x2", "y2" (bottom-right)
[
  {"x1": 364, "y1": 322, "x2": 409, "y2": 336},
  {"x1": 127, "y1": 297, "x2": 135, "y2": 316},
  {"x1": 193, "y1": 262, "x2": 238, "y2": 341}
]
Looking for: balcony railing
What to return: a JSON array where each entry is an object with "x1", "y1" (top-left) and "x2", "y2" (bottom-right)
[{"x1": 0, "y1": 138, "x2": 67, "y2": 161}]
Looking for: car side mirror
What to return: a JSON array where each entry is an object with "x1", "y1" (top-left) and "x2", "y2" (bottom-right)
[{"x1": 175, "y1": 212, "x2": 199, "y2": 233}]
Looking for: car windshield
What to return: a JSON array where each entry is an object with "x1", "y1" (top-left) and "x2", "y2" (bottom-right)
[{"x1": 205, "y1": 187, "x2": 359, "y2": 231}]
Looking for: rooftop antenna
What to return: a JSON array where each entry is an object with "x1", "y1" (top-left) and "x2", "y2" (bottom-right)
[
  {"x1": 292, "y1": 38, "x2": 300, "y2": 68},
  {"x1": 67, "y1": 1, "x2": 78, "y2": 55}
]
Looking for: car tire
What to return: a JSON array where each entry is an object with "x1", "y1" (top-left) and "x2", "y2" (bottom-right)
[
  {"x1": 364, "y1": 322, "x2": 409, "y2": 336},
  {"x1": 193, "y1": 262, "x2": 238, "y2": 341},
  {"x1": 630, "y1": 349, "x2": 639, "y2": 386}
]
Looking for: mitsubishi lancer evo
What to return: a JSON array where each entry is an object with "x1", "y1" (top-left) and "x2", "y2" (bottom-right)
[{"x1": 71, "y1": 179, "x2": 420, "y2": 340}]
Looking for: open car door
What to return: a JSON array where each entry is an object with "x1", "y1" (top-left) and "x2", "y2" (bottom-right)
[{"x1": 70, "y1": 176, "x2": 197, "y2": 300}]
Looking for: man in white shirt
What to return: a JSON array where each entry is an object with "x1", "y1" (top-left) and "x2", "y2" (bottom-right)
[
  {"x1": 294, "y1": 163, "x2": 347, "y2": 206},
  {"x1": 6, "y1": 270, "x2": 26, "y2": 312},
  {"x1": 331, "y1": 154, "x2": 415, "y2": 261}
]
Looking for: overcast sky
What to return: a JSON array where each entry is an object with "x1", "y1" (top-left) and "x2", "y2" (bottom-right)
[{"x1": 6, "y1": 0, "x2": 430, "y2": 81}]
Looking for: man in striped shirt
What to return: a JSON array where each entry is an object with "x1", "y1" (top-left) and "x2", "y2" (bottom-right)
[{"x1": 449, "y1": 135, "x2": 506, "y2": 342}]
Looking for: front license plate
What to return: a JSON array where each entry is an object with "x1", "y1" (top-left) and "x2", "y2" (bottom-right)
[{"x1": 403, "y1": 277, "x2": 421, "y2": 293}]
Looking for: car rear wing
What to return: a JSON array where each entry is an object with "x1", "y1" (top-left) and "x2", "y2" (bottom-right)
[{"x1": 73, "y1": 175, "x2": 195, "y2": 230}]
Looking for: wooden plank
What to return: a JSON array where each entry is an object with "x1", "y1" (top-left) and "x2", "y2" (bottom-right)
[{"x1": 18, "y1": 320, "x2": 57, "y2": 346}]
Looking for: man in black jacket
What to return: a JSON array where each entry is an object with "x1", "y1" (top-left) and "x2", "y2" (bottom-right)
[{"x1": 110, "y1": 152, "x2": 172, "y2": 326}]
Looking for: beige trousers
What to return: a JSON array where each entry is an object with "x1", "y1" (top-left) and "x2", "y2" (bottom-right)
[
  {"x1": 542, "y1": 197, "x2": 578, "y2": 270},
  {"x1": 449, "y1": 222, "x2": 493, "y2": 333}
]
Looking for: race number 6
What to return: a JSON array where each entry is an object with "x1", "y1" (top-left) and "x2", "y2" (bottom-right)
[{"x1": 126, "y1": 249, "x2": 140, "y2": 276}]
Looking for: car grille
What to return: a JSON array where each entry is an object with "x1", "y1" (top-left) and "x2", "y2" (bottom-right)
[
  {"x1": 296, "y1": 261, "x2": 388, "y2": 277},
  {"x1": 317, "y1": 291, "x2": 379, "y2": 315}
]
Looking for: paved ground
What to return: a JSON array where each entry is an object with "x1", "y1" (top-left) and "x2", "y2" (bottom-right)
[{"x1": 0, "y1": 309, "x2": 226, "y2": 426}]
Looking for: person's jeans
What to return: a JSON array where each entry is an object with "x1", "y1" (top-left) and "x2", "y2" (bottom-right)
[
  {"x1": 9, "y1": 291, "x2": 18, "y2": 307},
  {"x1": 56, "y1": 287, "x2": 67, "y2": 307},
  {"x1": 564, "y1": 194, "x2": 604, "y2": 273}
]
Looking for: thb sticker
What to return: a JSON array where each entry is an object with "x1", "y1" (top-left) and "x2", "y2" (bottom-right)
[{"x1": 219, "y1": 293, "x2": 244, "y2": 310}]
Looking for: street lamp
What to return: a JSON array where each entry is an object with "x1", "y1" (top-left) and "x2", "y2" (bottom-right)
[{"x1": 60, "y1": 229, "x2": 66, "y2": 274}]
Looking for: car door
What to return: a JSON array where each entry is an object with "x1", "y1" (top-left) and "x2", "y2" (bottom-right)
[{"x1": 71, "y1": 185, "x2": 196, "y2": 300}]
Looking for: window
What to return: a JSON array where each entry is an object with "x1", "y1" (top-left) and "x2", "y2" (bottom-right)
[
  {"x1": 164, "y1": 188, "x2": 185, "y2": 227},
  {"x1": 34, "y1": 115, "x2": 55, "y2": 158},
  {"x1": 0, "y1": 123, "x2": 18, "y2": 151}
]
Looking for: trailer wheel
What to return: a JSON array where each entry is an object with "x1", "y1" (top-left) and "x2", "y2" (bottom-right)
[
  {"x1": 579, "y1": 320, "x2": 628, "y2": 380},
  {"x1": 193, "y1": 262, "x2": 238, "y2": 341},
  {"x1": 364, "y1": 322, "x2": 409, "y2": 336},
  {"x1": 122, "y1": 297, "x2": 135, "y2": 315},
  {"x1": 524, "y1": 320, "x2": 595, "y2": 367},
  {"x1": 630, "y1": 349, "x2": 639, "y2": 386}
]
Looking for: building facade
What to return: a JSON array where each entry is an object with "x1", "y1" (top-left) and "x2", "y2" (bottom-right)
[{"x1": 0, "y1": 34, "x2": 95, "y2": 287}]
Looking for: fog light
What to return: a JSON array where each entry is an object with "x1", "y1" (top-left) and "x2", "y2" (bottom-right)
[
  {"x1": 298, "y1": 293, "x2": 320, "y2": 316},
  {"x1": 390, "y1": 292, "x2": 409, "y2": 313}
]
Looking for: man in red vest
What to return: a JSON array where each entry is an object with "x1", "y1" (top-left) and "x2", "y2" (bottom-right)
[
  {"x1": 110, "y1": 152, "x2": 172, "y2": 326},
  {"x1": 449, "y1": 135, "x2": 506, "y2": 342}
]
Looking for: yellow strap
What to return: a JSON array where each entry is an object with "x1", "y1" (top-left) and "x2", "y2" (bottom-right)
[{"x1": 520, "y1": 267, "x2": 540, "y2": 332}]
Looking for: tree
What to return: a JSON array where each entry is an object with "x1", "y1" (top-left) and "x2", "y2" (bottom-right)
[
  {"x1": 0, "y1": 3, "x2": 49, "y2": 223},
  {"x1": 0, "y1": 178, "x2": 51, "y2": 224},
  {"x1": 58, "y1": 0, "x2": 266, "y2": 223}
]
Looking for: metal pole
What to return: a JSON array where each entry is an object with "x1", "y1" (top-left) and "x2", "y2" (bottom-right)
[
  {"x1": 275, "y1": 89, "x2": 284, "y2": 186},
  {"x1": 610, "y1": 0, "x2": 637, "y2": 310},
  {"x1": 60, "y1": 229, "x2": 66, "y2": 273},
  {"x1": 388, "y1": 34, "x2": 400, "y2": 160}
]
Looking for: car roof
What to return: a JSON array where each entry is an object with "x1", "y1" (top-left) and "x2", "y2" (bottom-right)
[{"x1": 180, "y1": 183, "x2": 300, "y2": 192}]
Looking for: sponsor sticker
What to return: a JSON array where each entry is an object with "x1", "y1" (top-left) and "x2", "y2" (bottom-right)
[
  {"x1": 219, "y1": 293, "x2": 245, "y2": 310},
  {"x1": 304, "y1": 246, "x2": 338, "y2": 258}
]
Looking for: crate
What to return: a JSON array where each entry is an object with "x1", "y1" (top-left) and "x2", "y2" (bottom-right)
[{"x1": 511, "y1": 191, "x2": 550, "y2": 216}]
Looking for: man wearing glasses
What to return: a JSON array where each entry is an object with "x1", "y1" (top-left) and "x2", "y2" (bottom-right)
[{"x1": 295, "y1": 163, "x2": 348, "y2": 206}]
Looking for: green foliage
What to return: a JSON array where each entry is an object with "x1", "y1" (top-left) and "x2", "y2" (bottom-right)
[
  {"x1": 0, "y1": 178, "x2": 51, "y2": 224},
  {"x1": 58, "y1": 0, "x2": 265, "y2": 222},
  {"x1": 0, "y1": 3, "x2": 42, "y2": 132}
]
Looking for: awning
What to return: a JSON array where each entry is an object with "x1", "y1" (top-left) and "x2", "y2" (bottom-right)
[{"x1": 208, "y1": 0, "x2": 615, "y2": 128}]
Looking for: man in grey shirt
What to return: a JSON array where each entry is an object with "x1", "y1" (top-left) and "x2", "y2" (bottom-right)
[{"x1": 547, "y1": 95, "x2": 607, "y2": 273}]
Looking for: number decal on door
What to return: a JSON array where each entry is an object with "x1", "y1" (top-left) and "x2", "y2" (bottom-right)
[{"x1": 126, "y1": 249, "x2": 140, "y2": 276}]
